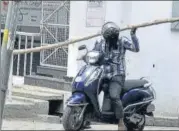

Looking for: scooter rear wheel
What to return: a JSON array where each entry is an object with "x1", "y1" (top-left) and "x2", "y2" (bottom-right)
[{"x1": 124, "y1": 114, "x2": 145, "y2": 131}]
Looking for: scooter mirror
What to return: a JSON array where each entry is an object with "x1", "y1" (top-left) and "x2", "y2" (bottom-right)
[{"x1": 78, "y1": 45, "x2": 86, "y2": 50}]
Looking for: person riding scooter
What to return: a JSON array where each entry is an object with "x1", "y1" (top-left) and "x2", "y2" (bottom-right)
[{"x1": 86, "y1": 21, "x2": 140, "y2": 130}]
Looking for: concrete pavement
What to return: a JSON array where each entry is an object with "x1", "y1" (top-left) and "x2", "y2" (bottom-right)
[{"x1": 2, "y1": 116, "x2": 179, "y2": 130}]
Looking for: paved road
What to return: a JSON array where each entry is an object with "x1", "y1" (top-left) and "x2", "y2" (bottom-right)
[{"x1": 2, "y1": 118, "x2": 179, "y2": 130}]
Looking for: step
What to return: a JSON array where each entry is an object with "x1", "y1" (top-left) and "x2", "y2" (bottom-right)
[
  {"x1": 12, "y1": 84, "x2": 64, "y2": 101},
  {"x1": 24, "y1": 75, "x2": 71, "y2": 91},
  {"x1": 3, "y1": 96, "x2": 49, "y2": 119},
  {"x1": 4, "y1": 114, "x2": 62, "y2": 124},
  {"x1": 12, "y1": 84, "x2": 72, "y2": 114},
  {"x1": 37, "y1": 66, "x2": 67, "y2": 79},
  {"x1": 2, "y1": 114, "x2": 62, "y2": 130},
  {"x1": 35, "y1": 114, "x2": 62, "y2": 124}
]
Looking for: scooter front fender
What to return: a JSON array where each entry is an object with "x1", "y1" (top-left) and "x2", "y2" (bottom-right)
[{"x1": 67, "y1": 92, "x2": 88, "y2": 106}]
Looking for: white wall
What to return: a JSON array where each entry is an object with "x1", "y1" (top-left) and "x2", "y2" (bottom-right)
[
  {"x1": 127, "y1": 1, "x2": 179, "y2": 117},
  {"x1": 68, "y1": 1, "x2": 179, "y2": 117}
]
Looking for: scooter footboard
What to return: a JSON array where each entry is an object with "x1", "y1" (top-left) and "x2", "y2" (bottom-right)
[{"x1": 67, "y1": 92, "x2": 88, "y2": 106}]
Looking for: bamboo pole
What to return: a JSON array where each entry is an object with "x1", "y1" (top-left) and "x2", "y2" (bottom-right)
[{"x1": 13, "y1": 17, "x2": 179, "y2": 55}]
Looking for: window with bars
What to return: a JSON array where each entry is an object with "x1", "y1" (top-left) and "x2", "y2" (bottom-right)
[{"x1": 171, "y1": 1, "x2": 179, "y2": 31}]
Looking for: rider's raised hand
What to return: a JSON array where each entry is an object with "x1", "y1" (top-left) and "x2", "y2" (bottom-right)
[{"x1": 130, "y1": 28, "x2": 137, "y2": 35}]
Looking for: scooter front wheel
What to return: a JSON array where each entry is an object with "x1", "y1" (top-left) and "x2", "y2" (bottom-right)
[{"x1": 62, "y1": 106, "x2": 84, "y2": 131}]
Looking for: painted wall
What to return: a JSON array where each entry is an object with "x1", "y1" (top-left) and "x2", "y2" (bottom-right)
[
  {"x1": 67, "y1": 1, "x2": 179, "y2": 117},
  {"x1": 128, "y1": 1, "x2": 179, "y2": 117}
]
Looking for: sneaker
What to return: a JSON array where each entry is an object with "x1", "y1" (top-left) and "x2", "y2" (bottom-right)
[{"x1": 118, "y1": 119, "x2": 126, "y2": 131}]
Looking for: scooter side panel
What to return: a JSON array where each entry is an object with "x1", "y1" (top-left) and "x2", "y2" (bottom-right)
[
  {"x1": 71, "y1": 65, "x2": 102, "y2": 115},
  {"x1": 72, "y1": 65, "x2": 99, "y2": 91},
  {"x1": 67, "y1": 92, "x2": 86, "y2": 104},
  {"x1": 122, "y1": 88, "x2": 153, "y2": 107}
]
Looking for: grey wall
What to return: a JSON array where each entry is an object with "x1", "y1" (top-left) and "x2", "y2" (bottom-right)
[{"x1": 171, "y1": 1, "x2": 179, "y2": 31}]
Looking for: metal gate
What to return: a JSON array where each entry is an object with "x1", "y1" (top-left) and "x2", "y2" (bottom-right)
[{"x1": 40, "y1": 1, "x2": 70, "y2": 68}]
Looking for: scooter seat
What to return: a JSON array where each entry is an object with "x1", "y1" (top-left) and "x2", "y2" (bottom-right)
[{"x1": 123, "y1": 79, "x2": 148, "y2": 92}]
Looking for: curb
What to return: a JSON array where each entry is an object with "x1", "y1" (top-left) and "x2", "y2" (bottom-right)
[{"x1": 146, "y1": 116, "x2": 179, "y2": 127}]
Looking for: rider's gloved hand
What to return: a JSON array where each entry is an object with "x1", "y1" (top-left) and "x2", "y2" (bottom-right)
[
  {"x1": 130, "y1": 27, "x2": 137, "y2": 35},
  {"x1": 77, "y1": 55, "x2": 85, "y2": 60}
]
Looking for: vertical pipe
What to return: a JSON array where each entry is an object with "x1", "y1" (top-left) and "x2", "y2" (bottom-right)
[
  {"x1": 0, "y1": 0, "x2": 2, "y2": 102},
  {"x1": 0, "y1": 1, "x2": 2, "y2": 128},
  {"x1": 29, "y1": 36, "x2": 34, "y2": 75},
  {"x1": 7, "y1": 53, "x2": 13, "y2": 101},
  {"x1": 0, "y1": 2, "x2": 14, "y2": 129},
  {"x1": 23, "y1": 35, "x2": 27, "y2": 76},
  {"x1": 0, "y1": 0, "x2": 1, "y2": 47},
  {"x1": 16, "y1": 34, "x2": 21, "y2": 75},
  {"x1": 55, "y1": 9, "x2": 58, "y2": 62},
  {"x1": 0, "y1": 1, "x2": 20, "y2": 130},
  {"x1": 40, "y1": 1, "x2": 44, "y2": 65}
]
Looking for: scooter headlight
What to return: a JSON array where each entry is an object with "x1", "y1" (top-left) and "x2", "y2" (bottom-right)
[
  {"x1": 86, "y1": 51, "x2": 100, "y2": 64},
  {"x1": 85, "y1": 68, "x2": 101, "y2": 86}
]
